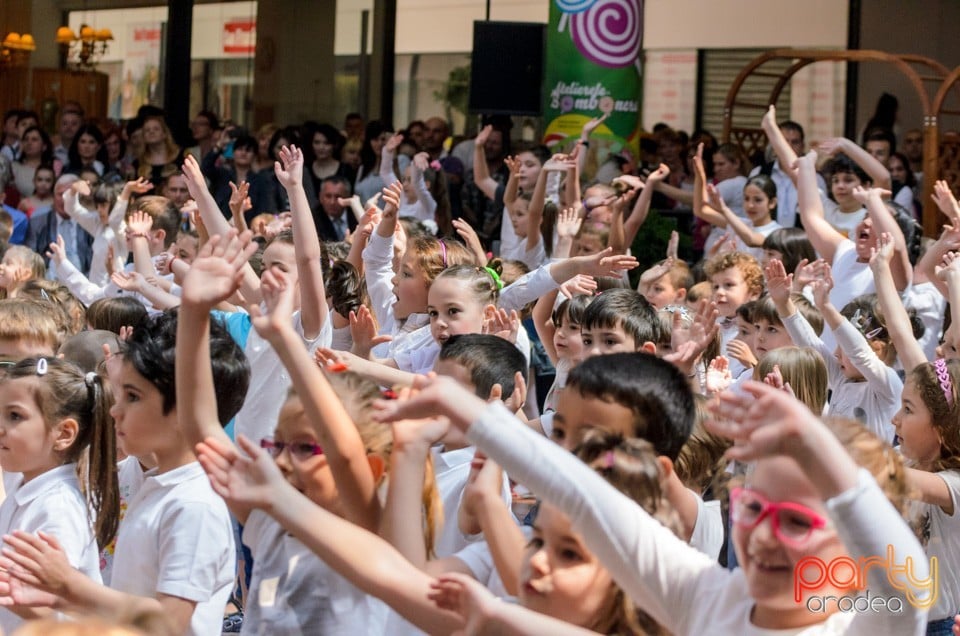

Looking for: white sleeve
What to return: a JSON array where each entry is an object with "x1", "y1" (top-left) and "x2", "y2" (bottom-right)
[
  {"x1": 498, "y1": 265, "x2": 559, "y2": 312},
  {"x1": 833, "y1": 321, "x2": 901, "y2": 400},
  {"x1": 466, "y1": 401, "x2": 723, "y2": 630},
  {"x1": 362, "y1": 230, "x2": 398, "y2": 334},
  {"x1": 108, "y1": 198, "x2": 130, "y2": 232},
  {"x1": 782, "y1": 312, "x2": 843, "y2": 387},
  {"x1": 830, "y1": 469, "x2": 930, "y2": 635},
  {"x1": 499, "y1": 207, "x2": 521, "y2": 255},
  {"x1": 687, "y1": 496, "x2": 723, "y2": 560},
  {"x1": 156, "y1": 501, "x2": 235, "y2": 602},
  {"x1": 379, "y1": 149, "x2": 398, "y2": 184},
  {"x1": 56, "y1": 258, "x2": 106, "y2": 305},
  {"x1": 411, "y1": 165, "x2": 436, "y2": 219},
  {"x1": 64, "y1": 190, "x2": 104, "y2": 237}
]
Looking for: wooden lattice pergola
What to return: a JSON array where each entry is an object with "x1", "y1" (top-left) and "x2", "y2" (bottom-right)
[{"x1": 722, "y1": 48, "x2": 960, "y2": 237}]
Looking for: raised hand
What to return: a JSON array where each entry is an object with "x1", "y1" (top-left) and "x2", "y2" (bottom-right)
[
  {"x1": 381, "y1": 181, "x2": 404, "y2": 221},
  {"x1": 452, "y1": 218, "x2": 487, "y2": 265},
  {"x1": 181, "y1": 154, "x2": 209, "y2": 201},
  {"x1": 483, "y1": 308, "x2": 520, "y2": 344},
  {"x1": 666, "y1": 230, "x2": 679, "y2": 261},
  {"x1": 125, "y1": 209, "x2": 153, "y2": 236},
  {"x1": 196, "y1": 435, "x2": 289, "y2": 515},
  {"x1": 612, "y1": 174, "x2": 644, "y2": 194},
  {"x1": 936, "y1": 251, "x2": 960, "y2": 282},
  {"x1": 639, "y1": 258, "x2": 675, "y2": 287},
  {"x1": 816, "y1": 137, "x2": 847, "y2": 158},
  {"x1": 579, "y1": 247, "x2": 639, "y2": 278},
  {"x1": 70, "y1": 179, "x2": 91, "y2": 197},
  {"x1": 706, "y1": 381, "x2": 820, "y2": 462},
  {"x1": 809, "y1": 263, "x2": 834, "y2": 309},
  {"x1": 559, "y1": 274, "x2": 597, "y2": 298},
  {"x1": 110, "y1": 270, "x2": 146, "y2": 293},
  {"x1": 791, "y1": 258, "x2": 826, "y2": 292},
  {"x1": 763, "y1": 258, "x2": 793, "y2": 306},
  {"x1": 672, "y1": 298, "x2": 720, "y2": 355},
  {"x1": 180, "y1": 230, "x2": 258, "y2": 308},
  {"x1": 555, "y1": 206, "x2": 583, "y2": 240},
  {"x1": 503, "y1": 155, "x2": 520, "y2": 176},
  {"x1": 761, "y1": 104, "x2": 778, "y2": 131},
  {"x1": 383, "y1": 133, "x2": 404, "y2": 154},
  {"x1": 868, "y1": 232, "x2": 895, "y2": 274},
  {"x1": 644, "y1": 163, "x2": 670, "y2": 186},
  {"x1": 726, "y1": 339, "x2": 758, "y2": 369},
  {"x1": 249, "y1": 269, "x2": 296, "y2": 343},
  {"x1": 705, "y1": 183, "x2": 725, "y2": 211},
  {"x1": 413, "y1": 152, "x2": 430, "y2": 172},
  {"x1": 388, "y1": 385, "x2": 450, "y2": 449},
  {"x1": 122, "y1": 177, "x2": 154, "y2": 198},
  {"x1": 314, "y1": 347, "x2": 357, "y2": 373},
  {"x1": 350, "y1": 305, "x2": 393, "y2": 358},
  {"x1": 229, "y1": 181, "x2": 251, "y2": 218},
  {"x1": 933, "y1": 180, "x2": 960, "y2": 225},
  {"x1": 851, "y1": 184, "x2": 890, "y2": 205},
  {"x1": 475, "y1": 125, "x2": 492, "y2": 147},
  {"x1": 274, "y1": 145, "x2": 304, "y2": 189},
  {"x1": 427, "y1": 573, "x2": 498, "y2": 634},
  {"x1": 705, "y1": 356, "x2": 733, "y2": 394},
  {"x1": 45, "y1": 234, "x2": 67, "y2": 265},
  {"x1": 581, "y1": 112, "x2": 609, "y2": 137}
]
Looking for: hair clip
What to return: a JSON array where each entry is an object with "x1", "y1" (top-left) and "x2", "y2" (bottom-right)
[
  {"x1": 40, "y1": 289, "x2": 51, "y2": 302},
  {"x1": 438, "y1": 239, "x2": 448, "y2": 268},
  {"x1": 429, "y1": 159, "x2": 442, "y2": 171},
  {"x1": 36, "y1": 358, "x2": 48, "y2": 376},
  {"x1": 602, "y1": 450, "x2": 616, "y2": 469},
  {"x1": 483, "y1": 266, "x2": 504, "y2": 290},
  {"x1": 327, "y1": 362, "x2": 348, "y2": 373},
  {"x1": 935, "y1": 358, "x2": 954, "y2": 407},
  {"x1": 381, "y1": 388, "x2": 398, "y2": 400}
]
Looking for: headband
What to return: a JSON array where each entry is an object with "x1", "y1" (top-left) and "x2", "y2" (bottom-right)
[
  {"x1": 438, "y1": 239, "x2": 448, "y2": 268},
  {"x1": 483, "y1": 266, "x2": 504, "y2": 290},
  {"x1": 935, "y1": 358, "x2": 954, "y2": 407}
]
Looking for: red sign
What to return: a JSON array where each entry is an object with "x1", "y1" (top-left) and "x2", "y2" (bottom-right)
[{"x1": 223, "y1": 19, "x2": 255, "y2": 54}]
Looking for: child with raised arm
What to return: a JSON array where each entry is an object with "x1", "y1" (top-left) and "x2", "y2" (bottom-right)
[
  {"x1": 174, "y1": 232, "x2": 391, "y2": 634},
  {"x1": 63, "y1": 177, "x2": 153, "y2": 286},
  {"x1": 767, "y1": 258, "x2": 903, "y2": 442},
  {"x1": 374, "y1": 375, "x2": 930, "y2": 635},
  {"x1": 891, "y1": 357, "x2": 960, "y2": 634},
  {"x1": 0, "y1": 311, "x2": 247, "y2": 635},
  {"x1": 186, "y1": 145, "x2": 332, "y2": 451}
]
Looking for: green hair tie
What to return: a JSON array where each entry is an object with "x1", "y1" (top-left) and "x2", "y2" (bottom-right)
[{"x1": 483, "y1": 266, "x2": 504, "y2": 290}]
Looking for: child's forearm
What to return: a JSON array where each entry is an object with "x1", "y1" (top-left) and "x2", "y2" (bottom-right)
[
  {"x1": 819, "y1": 301, "x2": 844, "y2": 331},
  {"x1": 129, "y1": 236, "x2": 157, "y2": 280},
  {"x1": 286, "y1": 177, "x2": 328, "y2": 339},
  {"x1": 272, "y1": 327, "x2": 379, "y2": 530},
  {"x1": 379, "y1": 440, "x2": 432, "y2": 568},
  {"x1": 176, "y1": 301, "x2": 232, "y2": 448},
  {"x1": 532, "y1": 289, "x2": 560, "y2": 364},
  {"x1": 873, "y1": 259, "x2": 927, "y2": 372},
  {"x1": 472, "y1": 491, "x2": 526, "y2": 596}
]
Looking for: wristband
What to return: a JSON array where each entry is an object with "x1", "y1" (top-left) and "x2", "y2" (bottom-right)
[{"x1": 128, "y1": 232, "x2": 148, "y2": 239}]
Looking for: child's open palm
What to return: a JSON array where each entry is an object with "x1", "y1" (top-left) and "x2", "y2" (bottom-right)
[
  {"x1": 932, "y1": 180, "x2": 960, "y2": 226},
  {"x1": 428, "y1": 572, "x2": 500, "y2": 636},
  {"x1": 181, "y1": 230, "x2": 257, "y2": 308},
  {"x1": 381, "y1": 182, "x2": 403, "y2": 220},
  {"x1": 763, "y1": 258, "x2": 793, "y2": 305},
  {"x1": 705, "y1": 356, "x2": 733, "y2": 394},
  {"x1": 868, "y1": 232, "x2": 895, "y2": 273},
  {"x1": 45, "y1": 234, "x2": 67, "y2": 265},
  {"x1": 274, "y1": 145, "x2": 304, "y2": 188},
  {"x1": 197, "y1": 435, "x2": 287, "y2": 515},
  {"x1": 809, "y1": 265, "x2": 834, "y2": 309},
  {"x1": 555, "y1": 206, "x2": 583, "y2": 239},
  {"x1": 707, "y1": 381, "x2": 818, "y2": 462},
  {"x1": 349, "y1": 305, "x2": 392, "y2": 358},
  {"x1": 181, "y1": 155, "x2": 209, "y2": 201},
  {"x1": 483, "y1": 308, "x2": 520, "y2": 344},
  {"x1": 249, "y1": 269, "x2": 295, "y2": 343},
  {"x1": 126, "y1": 210, "x2": 153, "y2": 236},
  {"x1": 581, "y1": 247, "x2": 639, "y2": 278},
  {"x1": 0, "y1": 530, "x2": 73, "y2": 604}
]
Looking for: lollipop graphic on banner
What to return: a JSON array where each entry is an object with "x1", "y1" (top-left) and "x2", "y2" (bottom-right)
[
  {"x1": 570, "y1": 0, "x2": 641, "y2": 74},
  {"x1": 556, "y1": 0, "x2": 597, "y2": 34}
]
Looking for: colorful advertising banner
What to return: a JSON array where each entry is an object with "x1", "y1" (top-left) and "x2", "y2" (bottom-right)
[{"x1": 543, "y1": 0, "x2": 643, "y2": 163}]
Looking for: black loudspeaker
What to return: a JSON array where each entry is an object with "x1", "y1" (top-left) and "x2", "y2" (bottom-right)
[{"x1": 469, "y1": 21, "x2": 545, "y2": 116}]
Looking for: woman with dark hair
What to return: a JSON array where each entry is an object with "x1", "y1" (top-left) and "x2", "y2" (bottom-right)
[
  {"x1": 887, "y1": 150, "x2": 919, "y2": 219},
  {"x1": 101, "y1": 123, "x2": 126, "y2": 176},
  {"x1": 354, "y1": 120, "x2": 394, "y2": 205},
  {"x1": 11, "y1": 125, "x2": 59, "y2": 197},
  {"x1": 67, "y1": 123, "x2": 108, "y2": 176},
  {"x1": 302, "y1": 122, "x2": 355, "y2": 208}
]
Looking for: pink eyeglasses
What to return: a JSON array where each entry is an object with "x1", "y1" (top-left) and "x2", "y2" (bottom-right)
[{"x1": 730, "y1": 487, "x2": 830, "y2": 547}]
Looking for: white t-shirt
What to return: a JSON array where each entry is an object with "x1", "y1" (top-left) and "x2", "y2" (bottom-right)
[
  {"x1": 689, "y1": 495, "x2": 724, "y2": 560},
  {"x1": 110, "y1": 462, "x2": 235, "y2": 636},
  {"x1": 828, "y1": 239, "x2": 875, "y2": 312},
  {"x1": 100, "y1": 456, "x2": 146, "y2": 586},
  {"x1": 823, "y1": 200, "x2": 866, "y2": 238},
  {"x1": 912, "y1": 470, "x2": 960, "y2": 620},
  {"x1": 0, "y1": 464, "x2": 102, "y2": 633},
  {"x1": 453, "y1": 525, "x2": 534, "y2": 601},
  {"x1": 232, "y1": 310, "x2": 332, "y2": 446},
  {"x1": 241, "y1": 509, "x2": 387, "y2": 635},
  {"x1": 904, "y1": 282, "x2": 947, "y2": 364}
]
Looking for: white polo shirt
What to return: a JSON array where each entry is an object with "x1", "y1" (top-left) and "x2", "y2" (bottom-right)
[
  {"x1": 0, "y1": 463, "x2": 101, "y2": 632},
  {"x1": 110, "y1": 461, "x2": 235, "y2": 636}
]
